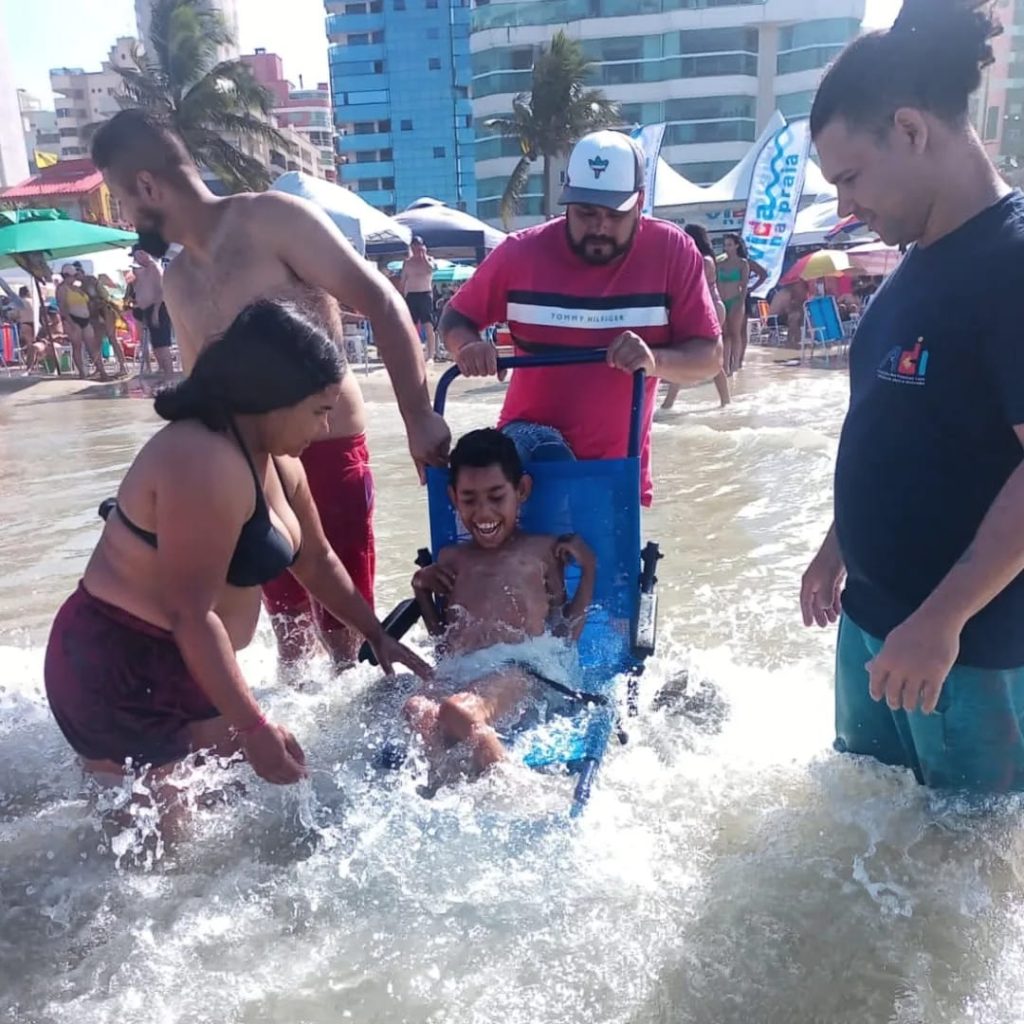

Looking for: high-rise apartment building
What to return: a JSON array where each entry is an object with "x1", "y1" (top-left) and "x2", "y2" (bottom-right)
[
  {"x1": 325, "y1": 0, "x2": 476, "y2": 214},
  {"x1": 241, "y1": 49, "x2": 337, "y2": 182},
  {"x1": 50, "y1": 38, "x2": 139, "y2": 160},
  {"x1": 135, "y1": 0, "x2": 241, "y2": 62},
  {"x1": 17, "y1": 90, "x2": 61, "y2": 170},
  {"x1": 50, "y1": 37, "x2": 326, "y2": 187},
  {"x1": 470, "y1": 0, "x2": 865, "y2": 226},
  {"x1": 972, "y1": 0, "x2": 1024, "y2": 173}
]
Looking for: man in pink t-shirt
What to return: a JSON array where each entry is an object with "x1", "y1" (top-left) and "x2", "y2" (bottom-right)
[{"x1": 441, "y1": 131, "x2": 722, "y2": 505}]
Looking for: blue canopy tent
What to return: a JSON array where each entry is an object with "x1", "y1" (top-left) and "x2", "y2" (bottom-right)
[{"x1": 394, "y1": 198, "x2": 505, "y2": 261}]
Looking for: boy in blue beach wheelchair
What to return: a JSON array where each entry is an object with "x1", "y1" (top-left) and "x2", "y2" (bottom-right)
[{"x1": 404, "y1": 429, "x2": 597, "y2": 777}]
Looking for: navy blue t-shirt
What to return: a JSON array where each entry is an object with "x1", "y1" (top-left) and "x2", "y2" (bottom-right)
[{"x1": 835, "y1": 191, "x2": 1024, "y2": 669}]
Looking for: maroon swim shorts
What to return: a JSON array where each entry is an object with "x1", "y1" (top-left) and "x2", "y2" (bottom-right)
[
  {"x1": 262, "y1": 432, "x2": 376, "y2": 632},
  {"x1": 44, "y1": 583, "x2": 220, "y2": 769}
]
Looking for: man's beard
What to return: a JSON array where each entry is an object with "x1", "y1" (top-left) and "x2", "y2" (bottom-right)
[
  {"x1": 135, "y1": 227, "x2": 170, "y2": 259},
  {"x1": 134, "y1": 208, "x2": 170, "y2": 259},
  {"x1": 565, "y1": 220, "x2": 639, "y2": 266}
]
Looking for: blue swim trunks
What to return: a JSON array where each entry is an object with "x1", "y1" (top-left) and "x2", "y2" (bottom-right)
[{"x1": 835, "y1": 614, "x2": 1024, "y2": 792}]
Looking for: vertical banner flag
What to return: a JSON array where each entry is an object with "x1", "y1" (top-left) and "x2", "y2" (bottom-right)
[
  {"x1": 742, "y1": 118, "x2": 812, "y2": 296},
  {"x1": 631, "y1": 124, "x2": 667, "y2": 216}
]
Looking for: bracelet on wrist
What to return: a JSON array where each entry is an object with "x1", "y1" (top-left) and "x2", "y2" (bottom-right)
[{"x1": 234, "y1": 713, "x2": 268, "y2": 738}]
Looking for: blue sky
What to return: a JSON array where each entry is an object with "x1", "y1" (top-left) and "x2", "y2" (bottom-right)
[
  {"x1": 2, "y1": 0, "x2": 332, "y2": 104},
  {"x1": 3, "y1": 0, "x2": 902, "y2": 109}
]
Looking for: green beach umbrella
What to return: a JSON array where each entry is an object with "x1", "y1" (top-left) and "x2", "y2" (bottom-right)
[
  {"x1": 385, "y1": 257, "x2": 455, "y2": 274},
  {"x1": 432, "y1": 264, "x2": 475, "y2": 284},
  {"x1": 0, "y1": 208, "x2": 137, "y2": 270}
]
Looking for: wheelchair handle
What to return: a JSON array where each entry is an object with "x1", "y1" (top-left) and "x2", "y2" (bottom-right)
[{"x1": 434, "y1": 348, "x2": 646, "y2": 460}]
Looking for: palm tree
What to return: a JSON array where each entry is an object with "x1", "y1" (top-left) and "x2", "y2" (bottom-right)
[
  {"x1": 483, "y1": 31, "x2": 619, "y2": 228},
  {"x1": 112, "y1": 0, "x2": 287, "y2": 192}
]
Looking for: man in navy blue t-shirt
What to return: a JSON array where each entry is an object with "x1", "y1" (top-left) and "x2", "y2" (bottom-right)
[{"x1": 803, "y1": 4, "x2": 1024, "y2": 791}]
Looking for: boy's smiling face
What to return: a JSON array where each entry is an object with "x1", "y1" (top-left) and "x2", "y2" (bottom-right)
[{"x1": 449, "y1": 464, "x2": 532, "y2": 550}]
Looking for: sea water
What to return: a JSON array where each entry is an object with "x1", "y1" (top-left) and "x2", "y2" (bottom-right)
[{"x1": 2, "y1": 363, "x2": 1024, "y2": 1024}]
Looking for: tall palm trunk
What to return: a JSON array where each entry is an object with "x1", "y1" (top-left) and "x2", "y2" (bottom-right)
[
  {"x1": 483, "y1": 30, "x2": 618, "y2": 227},
  {"x1": 542, "y1": 154, "x2": 553, "y2": 220}
]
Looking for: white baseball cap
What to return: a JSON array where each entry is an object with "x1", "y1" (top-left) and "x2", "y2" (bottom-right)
[{"x1": 559, "y1": 130, "x2": 644, "y2": 212}]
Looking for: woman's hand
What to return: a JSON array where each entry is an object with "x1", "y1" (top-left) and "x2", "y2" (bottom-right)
[
  {"x1": 368, "y1": 632, "x2": 434, "y2": 679},
  {"x1": 241, "y1": 722, "x2": 307, "y2": 785}
]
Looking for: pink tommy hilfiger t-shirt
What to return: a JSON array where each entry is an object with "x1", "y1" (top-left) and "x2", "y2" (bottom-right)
[{"x1": 448, "y1": 216, "x2": 719, "y2": 505}]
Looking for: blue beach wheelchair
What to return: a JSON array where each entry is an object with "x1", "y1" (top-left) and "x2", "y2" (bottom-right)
[{"x1": 366, "y1": 350, "x2": 661, "y2": 816}]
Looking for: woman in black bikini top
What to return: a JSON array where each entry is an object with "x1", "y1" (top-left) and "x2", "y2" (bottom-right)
[{"x1": 44, "y1": 301, "x2": 431, "y2": 824}]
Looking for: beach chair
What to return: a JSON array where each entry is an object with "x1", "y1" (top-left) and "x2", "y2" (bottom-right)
[
  {"x1": 365, "y1": 349, "x2": 662, "y2": 816},
  {"x1": 748, "y1": 299, "x2": 781, "y2": 347},
  {"x1": 801, "y1": 296, "x2": 847, "y2": 365}
]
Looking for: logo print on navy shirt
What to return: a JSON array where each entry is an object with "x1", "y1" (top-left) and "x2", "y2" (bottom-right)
[
  {"x1": 588, "y1": 156, "x2": 609, "y2": 179},
  {"x1": 877, "y1": 336, "x2": 929, "y2": 386}
]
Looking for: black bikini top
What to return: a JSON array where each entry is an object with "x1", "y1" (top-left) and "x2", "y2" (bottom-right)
[{"x1": 99, "y1": 421, "x2": 299, "y2": 588}]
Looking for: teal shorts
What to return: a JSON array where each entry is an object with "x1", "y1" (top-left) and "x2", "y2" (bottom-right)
[{"x1": 835, "y1": 614, "x2": 1024, "y2": 792}]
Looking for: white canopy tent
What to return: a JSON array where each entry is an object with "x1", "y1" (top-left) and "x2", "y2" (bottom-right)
[
  {"x1": 270, "y1": 171, "x2": 412, "y2": 256},
  {"x1": 653, "y1": 111, "x2": 837, "y2": 219},
  {"x1": 789, "y1": 199, "x2": 876, "y2": 247},
  {"x1": 790, "y1": 199, "x2": 842, "y2": 247}
]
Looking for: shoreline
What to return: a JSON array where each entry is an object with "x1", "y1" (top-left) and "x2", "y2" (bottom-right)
[{"x1": 0, "y1": 345, "x2": 837, "y2": 408}]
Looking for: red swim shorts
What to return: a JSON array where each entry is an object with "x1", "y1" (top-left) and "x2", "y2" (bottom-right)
[
  {"x1": 44, "y1": 583, "x2": 219, "y2": 768},
  {"x1": 262, "y1": 432, "x2": 376, "y2": 630}
]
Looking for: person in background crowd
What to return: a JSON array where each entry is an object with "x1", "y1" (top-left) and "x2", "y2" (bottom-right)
[
  {"x1": 717, "y1": 234, "x2": 752, "y2": 375},
  {"x1": 770, "y1": 280, "x2": 809, "y2": 346},
  {"x1": 130, "y1": 247, "x2": 175, "y2": 381},
  {"x1": 0, "y1": 278, "x2": 36, "y2": 360},
  {"x1": 27, "y1": 309, "x2": 63, "y2": 372},
  {"x1": 662, "y1": 224, "x2": 730, "y2": 410},
  {"x1": 57, "y1": 264, "x2": 109, "y2": 381},
  {"x1": 76, "y1": 263, "x2": 129, "y2": 378},
  {"x1": 401, "y1": 236, "x2": 438, "y2": 363}
]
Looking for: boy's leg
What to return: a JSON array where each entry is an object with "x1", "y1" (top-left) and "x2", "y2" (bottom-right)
[
  {"x1": 437, "y1": 667, "x2": 534, "y2": 773},
  {"x1": 404, "y1": 694, "x2": 445, "y2": 758}
]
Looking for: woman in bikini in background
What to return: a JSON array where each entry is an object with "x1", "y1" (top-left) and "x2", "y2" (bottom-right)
[
  {"x1": 717, "y1": 234, "x2": 755, "y2": 376},
  {"x1": 57, "y1": 264, "x2": 109, "y2": 381}
]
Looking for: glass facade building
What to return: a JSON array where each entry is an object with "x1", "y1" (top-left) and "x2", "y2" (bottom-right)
[
  {"x1": 470, "y1": 0, "x2": 864, "y2": 225},
  {"x1": 326, "y1": 0, "x2": 476, "y2": 214}
]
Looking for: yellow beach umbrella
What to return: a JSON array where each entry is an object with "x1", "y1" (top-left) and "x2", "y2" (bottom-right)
[{"x1": 784, "y1": 249, "x2": 853, "y2": 282}]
